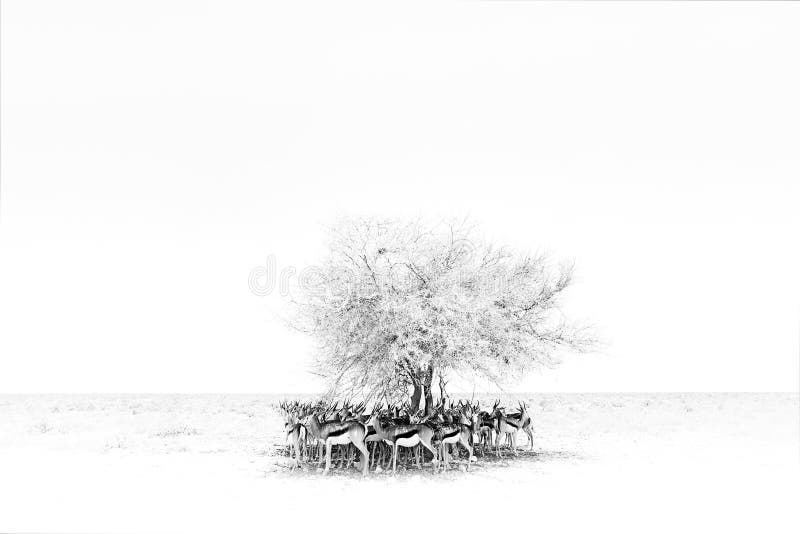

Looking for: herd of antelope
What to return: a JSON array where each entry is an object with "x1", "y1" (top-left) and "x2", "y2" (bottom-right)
[{"x1": 276, "y1": 398, "x2": 535, "y2": 475}]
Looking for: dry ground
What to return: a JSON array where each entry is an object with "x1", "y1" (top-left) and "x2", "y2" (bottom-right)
[{"x1": 1, "y1": 393, "x2": 797, "y2": 533}]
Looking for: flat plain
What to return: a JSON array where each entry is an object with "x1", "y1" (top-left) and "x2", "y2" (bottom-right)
[{"x1": 1, "y1": 393, "x2": 797, "y2": 533}]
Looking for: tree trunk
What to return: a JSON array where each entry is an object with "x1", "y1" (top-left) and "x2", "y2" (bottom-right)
[
  {"x1": 423, "y1": 363, "x2": 435, "y2": 416},
  {"x1": 410, "y1": 381, "x2": 422, "y2": 412},
  {"x1": 408, "y1": 362, "x2": 436, "y2": 414}
]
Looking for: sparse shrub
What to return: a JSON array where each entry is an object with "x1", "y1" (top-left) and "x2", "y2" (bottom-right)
[{"x1": 35, "y1": 422, "x2": 53, "y2": 434}]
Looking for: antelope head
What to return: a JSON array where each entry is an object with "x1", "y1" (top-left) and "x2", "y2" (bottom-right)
[
  {"x1": 458, "y1": 405, "x2": 472, "y2": 427},
  {"x1": 366, "y1": 404, "x2": 381, "y2": 427}
]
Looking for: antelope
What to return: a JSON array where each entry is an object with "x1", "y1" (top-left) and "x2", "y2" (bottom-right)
[
  {"x1": 367, "y1": 407, "x2": 438, "y2": 474},
  {"x1": 278, "y1": 400, "x2": 306, "y2": 469},
  {"x1": 506, "y1": 401, "x2": 535, "y2": 451},
  {"x1": 339, "y1": 401, "x2": 368, "y2": 468},
  {"x1": 492, "y1": 400, "x2": 521, "y2": 458},
  {"x1": 365, "y1": 424, "x2": 389, "y2": 471},
  {"x1": 365, "y1": 404, "x2": 419, "y2": 471},
  {"x1": 471, "y1": 401, "x2": 495, "y2": 455},
  {"x1": 284, "y1": 420, "x2": 305, "y2": 469},
  {"x1": 437, "y1": 406, "x2": 476, "y2": 471},
  {"x1": 302, "y1": 411, "x2": 370, "y2": 476}
]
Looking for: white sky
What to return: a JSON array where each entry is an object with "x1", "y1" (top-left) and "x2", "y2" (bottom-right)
[{"x1": 1, "y1": 1, "x2": 798, "y2": 393}]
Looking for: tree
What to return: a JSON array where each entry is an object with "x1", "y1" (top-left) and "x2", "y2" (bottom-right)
[{"x1": 290, "y1": 217, "x2": 595, "y2": 413}]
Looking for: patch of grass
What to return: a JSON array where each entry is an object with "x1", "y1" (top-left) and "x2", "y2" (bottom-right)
[
  {"x1": 104, "y1": 437, "x2": 127, "y2": 451},
  {"x1": 153, "y1": 425, "x2": 200, "y2": 438}
]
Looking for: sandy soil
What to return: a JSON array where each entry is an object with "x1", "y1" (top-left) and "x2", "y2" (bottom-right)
[{"x1": 1, "y1": 393, "x2": 797, "y2": 533}]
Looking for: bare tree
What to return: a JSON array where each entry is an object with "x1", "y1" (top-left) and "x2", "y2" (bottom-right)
[{"x1": 290, "y1": 216, "x2": 595, "y2": 412}]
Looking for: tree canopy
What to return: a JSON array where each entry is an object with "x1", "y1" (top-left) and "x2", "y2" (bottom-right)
[{"x1": 290, "y1": 217, "x2": 594, "y2": 411}]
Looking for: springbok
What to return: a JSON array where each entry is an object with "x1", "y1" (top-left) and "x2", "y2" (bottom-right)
[
  {"x1": 367, "y1": 407, "x2": 438, "y2": 474},
  {"x1": 474, "y1": 403, "x2": 495, "y2": 455},
  {"x1": 492, "y1": 401, "x2": 521, "y2": 458},
  {"x1": 303, "y1": 412, "x2": 370, "y2": 476},
  {"x1": 278, "y1": 400, "x2": 306, "y2": 469},
  {"x1": 437, "y1": 407, "x2": 476, "y2": 470},
  {"x1": 506, "y1": 401, "x2": 534, "y2": 451},
  {"x1": 284, "y1": 421, "x2": 304, "y2": 469}
]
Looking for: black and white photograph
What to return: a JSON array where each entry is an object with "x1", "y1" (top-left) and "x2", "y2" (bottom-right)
[{"x1": 1, "y1": 2, "x2": 798, "y2": 533}]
